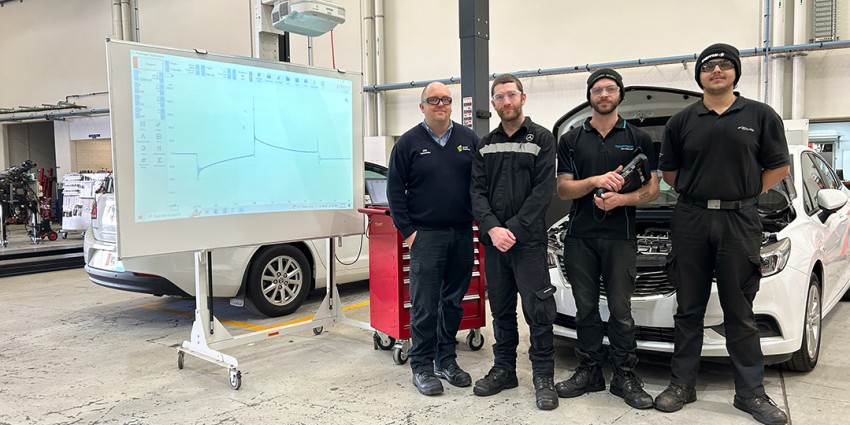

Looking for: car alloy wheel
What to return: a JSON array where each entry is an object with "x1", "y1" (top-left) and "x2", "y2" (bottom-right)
[
  {"x1": 781, "y1": 273, "x2": 822, "y2": 372},
  {"x1": 247, "y1": 244, "x2": 312, "y2": 317}
]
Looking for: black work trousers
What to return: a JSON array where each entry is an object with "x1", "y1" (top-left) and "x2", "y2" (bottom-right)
[
  {"x1": 668, "y1": 203, "x2": 765, "y2": 397},
  {"x1": 563, "y1": 236, "x2": 638, "y2": 370},
  {"x1": 484, "y1": 243, "x2": 557, "y2": 378},
  {"x1": 408, "y1": 228, "x2": 474, "y2": 375}
]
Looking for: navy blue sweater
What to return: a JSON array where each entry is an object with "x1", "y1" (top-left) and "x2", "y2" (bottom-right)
[{"x1": 387, "y1": 122, "x2": 479, "y2": 239}]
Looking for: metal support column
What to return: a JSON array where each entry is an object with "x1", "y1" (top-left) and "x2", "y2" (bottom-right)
[{"x1": 459, "y1": 0, "x2": 490, "y2": 138}]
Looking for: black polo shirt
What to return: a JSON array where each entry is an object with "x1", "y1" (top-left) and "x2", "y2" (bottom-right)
[
  {"x1": 556, "y1": 116, "x2": 657, "y2": 239},
  {"x1": 659, "y1": 95, "x2": 789, "y2": 201}
]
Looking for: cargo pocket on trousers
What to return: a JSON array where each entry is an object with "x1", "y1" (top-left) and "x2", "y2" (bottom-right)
[
  {"x1": 532, "y1": 285, "x2": 557, "y2": 324},
  {"x1": 665, "y1": 254, "x2": 680, "y2": 290},
  {"x1": 742, "y1": 255, "x2": 763, "y2": 295}
]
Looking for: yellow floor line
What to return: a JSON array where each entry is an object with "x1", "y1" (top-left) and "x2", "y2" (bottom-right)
[{"x1": 139, "y1": 299, "x2": 371, "y2": 331}]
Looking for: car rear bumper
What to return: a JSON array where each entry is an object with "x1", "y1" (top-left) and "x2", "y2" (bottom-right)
[{"x1": 85, "y1": 264, "x2": 189, "y2": 297}]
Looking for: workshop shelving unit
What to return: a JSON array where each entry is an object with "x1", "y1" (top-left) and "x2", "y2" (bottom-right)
[{"x1": 359, "y1": 207, "x2": 486, "y2": 364}]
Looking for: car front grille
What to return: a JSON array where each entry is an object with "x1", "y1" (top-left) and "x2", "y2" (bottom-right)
[
  {"x1": 555, "y1": 313, "x2": 675, "y2": 343},
  {"x1": 556, "y1": 255, "x2": 675, "y2": 298}
]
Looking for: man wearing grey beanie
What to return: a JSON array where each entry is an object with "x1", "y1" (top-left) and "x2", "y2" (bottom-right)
[{"x1": 656, "y1": 43, "x2": 790, "y2": 425}]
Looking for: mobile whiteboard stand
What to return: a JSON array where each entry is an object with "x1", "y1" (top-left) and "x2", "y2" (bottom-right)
[{"x1": 177, "y1": 239, "x2": 373, "y2": 389}]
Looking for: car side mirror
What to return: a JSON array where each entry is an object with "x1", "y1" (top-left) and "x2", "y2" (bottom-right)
[
  {"x1": 816, "y1": 188, "x2": 847, "y2": 222},
  {"x1": 817, "y1": 188, "x2": 847, "y2": 213}
]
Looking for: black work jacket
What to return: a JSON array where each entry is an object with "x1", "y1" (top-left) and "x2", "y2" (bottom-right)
[{"x1": 470, "y1": 116, "x2": 556, "y2": 246}]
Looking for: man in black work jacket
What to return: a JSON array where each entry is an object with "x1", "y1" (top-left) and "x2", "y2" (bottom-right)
[
  {"x1": 654, "y1": 43, "x2": 789, "y2": 425},
  {"x1": 470, "y1": 73, "x2": 558, "y2": 410},
  {"x1": 554, "y1": 68, "x2": 659, "y2": 409}
]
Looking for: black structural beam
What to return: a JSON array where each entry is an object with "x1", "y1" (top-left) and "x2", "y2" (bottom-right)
[{"x1": 459, "y1": 0, "x2": 490, "y2": 138}]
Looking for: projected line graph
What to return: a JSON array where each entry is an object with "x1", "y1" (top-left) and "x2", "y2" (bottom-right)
[
  {"x1": 170, "y1": 102, "x2": 350, "y2": 179},
  {"x1": 130, "y1": 49, "x2": 355, "y2": 222}
]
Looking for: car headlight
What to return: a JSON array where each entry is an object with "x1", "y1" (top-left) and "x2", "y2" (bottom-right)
[
  {"x1": 546, "y1": 224, "x2": 566, "y2": 269},
  {"x1": 547, "y1": 250, "x2": 558, "y2": 269},
  {"x1": 760, "y1": 237, "x2": 790, "y2": 277}
]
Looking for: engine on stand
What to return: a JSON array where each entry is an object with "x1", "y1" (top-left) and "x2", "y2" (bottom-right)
[{"x1": 0, "y1": 160, "x2": 58, "y2": 247}]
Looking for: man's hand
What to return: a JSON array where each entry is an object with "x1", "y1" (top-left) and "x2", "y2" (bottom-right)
[
  {"x1": 593, "y1": 191, "x2": 625, "y2": 211},
  {"x1": 488, "y1": 227, "x2": 516, "y2": 253},
  {"x1": 405, "y1": 231, "x2": 417, "y2": 248},
  {"x1": 593, "y1": 165, "x2": 625, "y2": 193}
]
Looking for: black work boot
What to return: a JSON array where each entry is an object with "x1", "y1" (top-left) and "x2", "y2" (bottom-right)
[
  {"x1": 733, "y1": 394, "x2": 788, "y2": 424},
  {"x1": 533, "y1": 375, "x2": 559, "y2": 410},
  {"x1": 609, "y1": 370, "x2": 653, "y2": 409},
  {"x1": 653, "y1": 383, "x2": 697, "y2": 412},
  {"x1": 434, "y1": 361, "x2": 472, "y2": 387},
  {"x1": 412, "y1": 371, "x2": 444, "y2": 396},
  {"x1": 555, "y1": 364, "x2": 605, "y2": 398},
  {"x1": 473, "y1": 367, "x2": 519, "y2": 396}
]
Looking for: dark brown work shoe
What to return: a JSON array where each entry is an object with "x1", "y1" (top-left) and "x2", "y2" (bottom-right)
[{"x1": 653, "y1": 383, "x2": 697, "y2": 412}]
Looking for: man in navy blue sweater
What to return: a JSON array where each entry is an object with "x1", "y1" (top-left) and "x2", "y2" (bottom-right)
[{"x1": 387, "y1": 81, "x2": 480, "y2": 396}]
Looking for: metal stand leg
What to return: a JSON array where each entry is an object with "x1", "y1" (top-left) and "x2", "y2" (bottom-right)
[{"x1": 177, "y1": 239, "x2": 374, "y2": 389}]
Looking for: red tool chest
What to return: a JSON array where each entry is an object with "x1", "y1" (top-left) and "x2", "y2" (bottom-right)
[{"x1": 358, "y1": 207, "x2": 486, "y2": 364}]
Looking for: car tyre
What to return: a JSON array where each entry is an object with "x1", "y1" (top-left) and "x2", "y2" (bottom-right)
[
  {"x1": 780, "y1": 273, "x2": 821, "y2": 372},
  {"x1": 246, "y1": 245, "x2": 312, "y2": 317}
]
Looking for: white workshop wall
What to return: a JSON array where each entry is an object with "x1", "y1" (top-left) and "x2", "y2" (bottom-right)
[{"x1": 1, "y1": 0, "x2": 849, "y2": 155}]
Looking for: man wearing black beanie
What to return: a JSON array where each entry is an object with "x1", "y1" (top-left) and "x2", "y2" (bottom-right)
[
  {"x1": 656, "y1": 43, "x2": 790, "y2": 425},
  {"x1": 554, "y1": 68, "x2": 659, "y2": 409}
]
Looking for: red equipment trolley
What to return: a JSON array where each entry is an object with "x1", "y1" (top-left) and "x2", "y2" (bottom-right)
[{"x1": 359, "y1": 207, "x2": 486, "y2": 365}]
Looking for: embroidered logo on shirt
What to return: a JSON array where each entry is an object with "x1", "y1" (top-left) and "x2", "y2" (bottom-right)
[
  {"x1": 614, "y1": 144, "x2": 635, "y2": 151},
  {"x1": 525, "y1": 134, "x2": 534, "y2": 142},
  {"x1": 738, "y1": 126, "x2": 755, "y2": 132},
  {"x1": 457, "y1": 145, "x2": 471, "y2": 152},
  {"x1": 420, "y1": 148, "x2": 431, "y2": 155}
]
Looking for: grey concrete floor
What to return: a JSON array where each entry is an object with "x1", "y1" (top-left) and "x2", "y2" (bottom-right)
[{"x1": 1, "y1": 268, "x2": 849, "y2": 425}]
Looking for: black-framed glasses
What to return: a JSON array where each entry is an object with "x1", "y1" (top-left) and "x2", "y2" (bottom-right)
[
  {"x1": 699, "y1": 59, "x2": 735, "y2": 73},
  {"x1": 423, "y1": 96, "x2": 453, "y2": 105},
  {"x1": 589, "y1": 86, "x2": 620, "y2": 96}
]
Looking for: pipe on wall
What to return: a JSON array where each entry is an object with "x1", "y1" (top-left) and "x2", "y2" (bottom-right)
[
  {"x1": 361, "y1": 0, "x2": 377, "y2": 138},
  {"x1": 0, "y1": 109, "x2": 110, "y2": 123},
  {"x1": 365, "y1": 40, "x2": 850, "y2": 92},
  {"x1": 120, "y1": 0, "x2": 133, "y2": 42},
  {"x1": 769, "y1": 0, "x2": 786, "y2": 116},
  {"x1": 763, "y1": 0, "x2": 771, "y2": 103},
  {"x1": 374, "y1": 0, "x2": 386, "y2": 136},
  {"x1": 111, "y1": 0, "x2": 124, "y2": 40},
  {"x1": 791, "y1": 0, "x2": 807, "y2": 119}
]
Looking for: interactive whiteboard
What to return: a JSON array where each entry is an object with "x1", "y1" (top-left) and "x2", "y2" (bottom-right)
[{"x1": 106, "y1": 40, "x2": 364, "y2": 258}]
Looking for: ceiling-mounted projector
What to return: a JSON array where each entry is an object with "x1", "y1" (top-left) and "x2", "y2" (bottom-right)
[{"x1": 272, "y1": 0, "x2": 346, "y2": 37}]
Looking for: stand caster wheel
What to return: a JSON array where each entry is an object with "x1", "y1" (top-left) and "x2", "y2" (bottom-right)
[
  {"x1": 466, "y1": 329, "x2": 485, "y2": 351},
  {"x1": 177, "y1": 351, "x2": 185, "y2": 370},
  {"x1": 312, "y1": 326, "x2": 323, "y2": 335},
  {"x1": 229, "y1": 369, "x2": 242, "y2": 390},
  {"x1": 372, "y1": 332, "x2": 395, "y2": 350},
  {"x1": 392, "y1": 346, "x2": 408, "y2": 365},
  {"x1": 47, "y1": 231, "x2": 58, "y2": 241},
  {"x1": 61, "y1": 232, "x2": 67, "y2": 239}
]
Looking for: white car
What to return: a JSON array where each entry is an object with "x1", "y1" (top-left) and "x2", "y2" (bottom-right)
[
  {"x1": 546, "y1": 87, "x2": 850, "y2": 371},
  {"x1": 83, "y1": 162, "x2": 388, "y2": 317}
]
